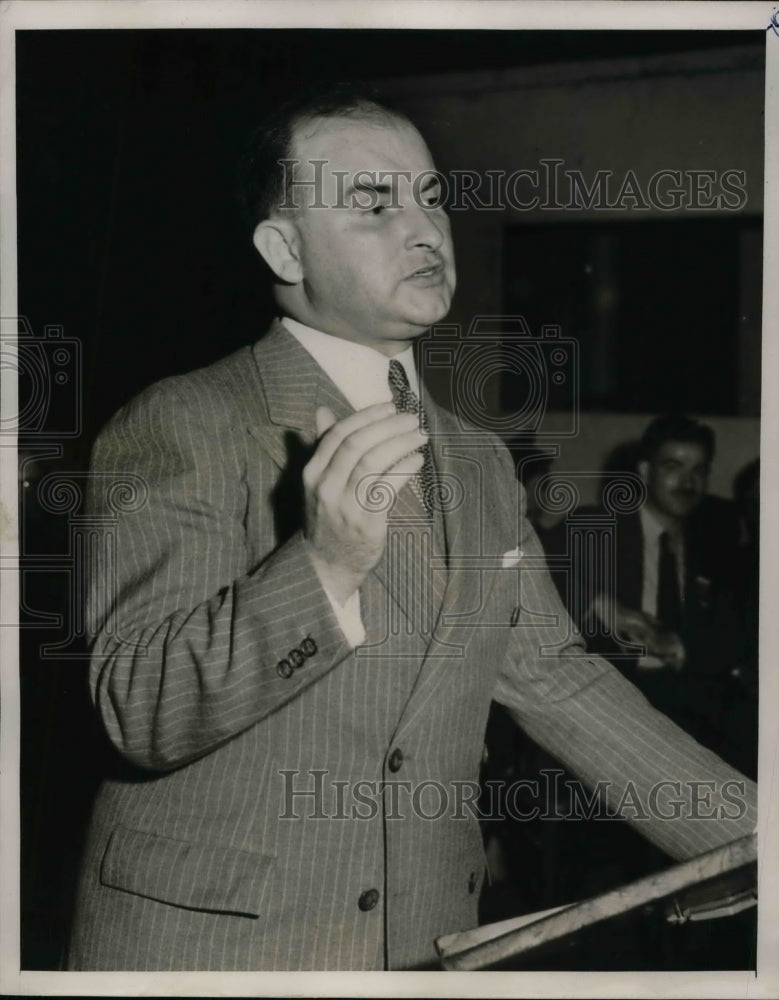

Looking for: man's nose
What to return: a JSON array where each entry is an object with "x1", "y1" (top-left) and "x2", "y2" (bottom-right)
[
  {"x1": 404, "y1": 200, "x2": 447, "y2": 251},
  {"x1": 680, "y1": 470, "x2": 701, "y2": 492}
]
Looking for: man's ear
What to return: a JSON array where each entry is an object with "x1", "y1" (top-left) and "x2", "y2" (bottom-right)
[
  {"x1": 252, "y1": 219, "x2": 303, "y2": 284},
  {"x1": 637, "y1": 459, "x2": 650, "y2": 483}
]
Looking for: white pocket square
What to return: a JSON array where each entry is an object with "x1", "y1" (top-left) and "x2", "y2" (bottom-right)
[{"x1": 502, "y1": 547, "x2": 523, "y2": 568}]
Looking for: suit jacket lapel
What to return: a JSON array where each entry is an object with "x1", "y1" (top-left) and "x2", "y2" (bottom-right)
[
  {"x1": 424, "y1": 393, "x2": 503, "y2": 632},
  {"x1": 248, "y1": 318, "x2": 352, "y2": 433},
  {"x1": 391, "y1": 393, "x2": 506, "y2": 741}
]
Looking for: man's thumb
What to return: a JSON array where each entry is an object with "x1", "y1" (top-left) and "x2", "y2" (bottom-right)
[{"x1": 315, "y1": 406, "x2": 337, "y2": 438}]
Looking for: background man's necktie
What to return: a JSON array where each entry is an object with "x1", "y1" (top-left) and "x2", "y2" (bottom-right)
[
  {"x1": 657, "y1": 531, "x2": 683, "y2": 633},
  {"x1": 388, "y1": 358, "x2": 435, "y2": 518}
]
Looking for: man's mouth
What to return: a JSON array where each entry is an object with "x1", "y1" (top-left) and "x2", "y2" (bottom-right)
[{"x1": 407, "y1": 261, "x2": 443, "y2": 280}]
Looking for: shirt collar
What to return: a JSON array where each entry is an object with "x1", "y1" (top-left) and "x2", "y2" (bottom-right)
[
  {"x1": 640, "y1": 504, "x2": 684, "y2": 547},
  {"x1": 280, "y1": 316, "x2": 419, "y2": 411}
]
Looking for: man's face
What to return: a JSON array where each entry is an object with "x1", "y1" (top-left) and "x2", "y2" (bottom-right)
[
  {"x1": 283, "y1": 115, "x2": 456, "y2": 354},
  {"x1": 640, "y1": 441, "x2": 710, "y2": 521}
]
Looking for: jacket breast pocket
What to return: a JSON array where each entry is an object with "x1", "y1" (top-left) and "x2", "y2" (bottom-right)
[{"x1": 100, "y1": 824, "x2": 275, "y2": 917}]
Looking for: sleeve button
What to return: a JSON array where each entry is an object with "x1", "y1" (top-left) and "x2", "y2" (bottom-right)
[
  {"x1": 276, "y1": 659, "x2": 293, "y2": 679},
  {"x1": 300, "y1": 636, "x2": 317, "y2": 657},
  {"x1": 358, "y1": 888, "x2": 380, "y2": 911},
  {"x1": 289, "y1": 648, "x2": 305, "y2": 669}
]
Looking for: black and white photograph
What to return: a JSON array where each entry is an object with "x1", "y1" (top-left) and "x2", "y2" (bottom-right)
[{"x1": 1, "y1": 2, "x2": 777, "y2": 995}]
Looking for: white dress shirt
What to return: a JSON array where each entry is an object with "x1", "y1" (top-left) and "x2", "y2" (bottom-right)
[
  {"x1": 283, "y1": 316, "x2": 419, "y2": 406},
  {"x1": 281, "y1": 317, "x2": 419, "y2": 648}
]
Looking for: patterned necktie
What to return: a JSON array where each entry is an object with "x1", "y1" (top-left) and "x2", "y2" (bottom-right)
[
  {"x1": 657, "y1": 531, "x2": 683, "y2": 632},
  {"x1": 388, "y1": 358, "x2": 435, "y2": 518}
]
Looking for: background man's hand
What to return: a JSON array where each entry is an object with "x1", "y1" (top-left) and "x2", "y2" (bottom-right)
[
  {"x1": 303, "y1": 403, "x2": 426, "y2": 605},
  {"x1": 592, "y1": 597, "x2": 686, "y2": 670},
  {"x1": 616, "y1": 605, "x2": 686, "y2": 670},
  {"x1": 641, "y1": 625, "x2": 685, "y2": 670}
]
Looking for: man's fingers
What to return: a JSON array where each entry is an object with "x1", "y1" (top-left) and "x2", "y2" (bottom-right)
[
  {"x1": 325, "y1": 413, "x2": 423, "y2": 487},
  {"x1": 345, "y1": 432, "x2": 427, "y2": 503},
  {"x1": 310, "y1": 410, "x2": 424, "y2": 498},
  {"x1": 354, "y1": 450, "x2": 426, "y2": 514},
  {"x1": 306, "y1": 402, "x2": 396, "y2": 483},
  {"x1": 315, "y1": 406, "x2": 338, "y2": 438},
  {"x1": 305, "y1": 403, "x2": 430, "y2": 521}
]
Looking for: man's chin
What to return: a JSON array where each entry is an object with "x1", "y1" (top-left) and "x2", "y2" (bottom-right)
[
  {"x1": 669, "y1": 500, "x2": 701, "y2": 518},
  {"x1": 404, "y1": 293, "x2": 453, "y2": 329}
]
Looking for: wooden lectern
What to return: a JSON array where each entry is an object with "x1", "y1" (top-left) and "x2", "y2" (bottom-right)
[{"x1": 436, "y1": 834, "x2": 756, "y2": 971}]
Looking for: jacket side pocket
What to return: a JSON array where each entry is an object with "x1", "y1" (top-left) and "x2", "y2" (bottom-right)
[{"x1": 100, "y1": 824, "x2": 275, "y2": 917}]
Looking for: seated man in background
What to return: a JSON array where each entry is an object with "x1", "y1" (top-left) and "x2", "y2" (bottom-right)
[{"x1": 549, "y1": 413, "x2": 752, "y2": 772}]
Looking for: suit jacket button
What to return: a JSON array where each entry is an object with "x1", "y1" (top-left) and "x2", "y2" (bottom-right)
[
  {"x1": 276, "y1": 659, "x2": 293, "y2": 679},
  {"x1": 467, "y1": 871, "x2": 478, "y2": 894},
  {"x1": 358, "y1": 888, "x2": 380, "y2": 912},
  {"x1": 289, "y1": 648, "x2": 305, "y2": 669},
  {"x1": 387, "y1": 748, "x2": 404, "y2": 773},
  {"x1": 301, "y1": 636, "x2": 317, "y2": 657}
]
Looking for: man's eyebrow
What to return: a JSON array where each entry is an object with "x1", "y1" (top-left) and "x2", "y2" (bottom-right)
[
  {"x1": 344, "y1": 173, "x2": 440, "y2": 196},
  {"x1": 345, "y1": 179, "x2": 393, "y2": 197}
]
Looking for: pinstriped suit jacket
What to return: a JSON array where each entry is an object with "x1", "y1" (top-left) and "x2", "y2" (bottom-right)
[{"x1": 68, "y1": 321, "x2": 756, "y2": 971}]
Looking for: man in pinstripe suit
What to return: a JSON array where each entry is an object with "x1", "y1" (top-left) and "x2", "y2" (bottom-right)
[{"x1": 68, "y1": 84, "x2": 757, "y2": 971}]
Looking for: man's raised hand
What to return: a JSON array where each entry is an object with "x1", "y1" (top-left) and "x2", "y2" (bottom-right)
[{"x1": 303, "y1": 402, "x2": 426, "y2": 604}]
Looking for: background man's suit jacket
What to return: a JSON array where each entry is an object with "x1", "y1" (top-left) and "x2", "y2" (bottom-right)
[{"x1": 68, "y1": 322, "x2": 756, "y2": 971}]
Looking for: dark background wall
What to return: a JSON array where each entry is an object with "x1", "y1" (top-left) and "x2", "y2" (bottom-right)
[
  {"x1": 15, "y1": 28, "x2": 764, "y2": 969},
  {"x1": 376, "y1": 42, "x2": 763, "y2": 502}
]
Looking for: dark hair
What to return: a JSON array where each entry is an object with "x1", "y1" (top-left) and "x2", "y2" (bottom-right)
[
  {"x1": 237, "y1": 81, "x2": 409, "y2": 231},
  {"x1": 638, "y1": 413, "x2": 716, "y2": 465}
]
